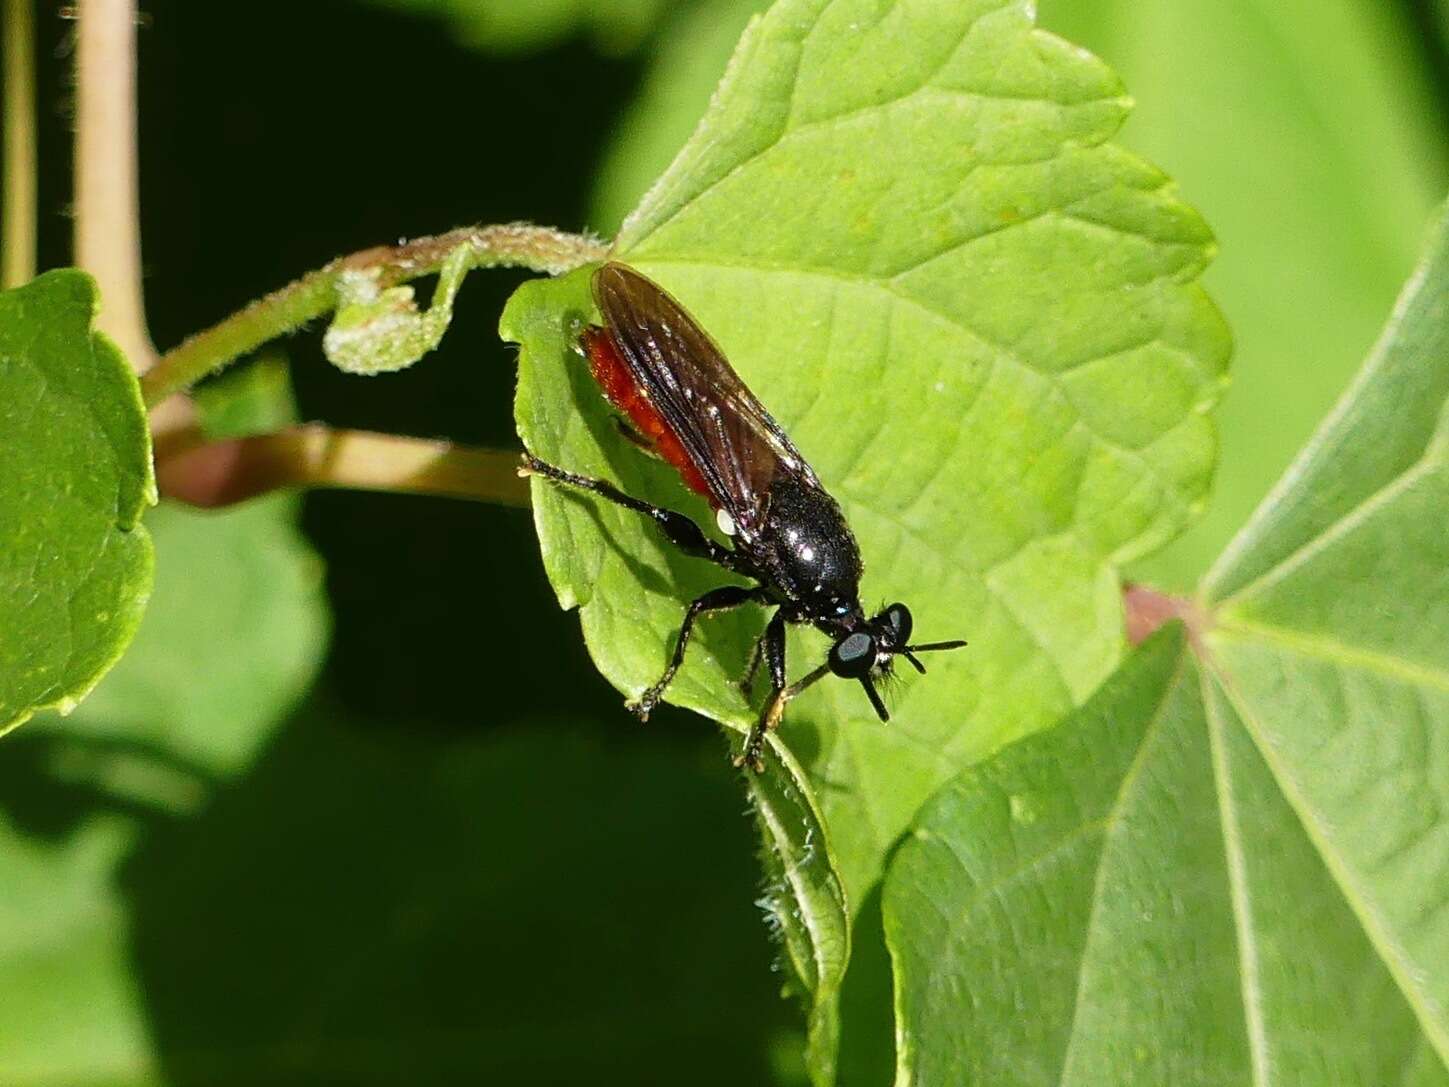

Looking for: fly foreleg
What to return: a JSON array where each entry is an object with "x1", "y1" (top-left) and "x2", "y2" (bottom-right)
[
  {"x1": 738, "y1": 608, "x2": 784, "y2": 698},
  {"x1": 735, "y1": 612, "x2": 821, "y2": 773}
]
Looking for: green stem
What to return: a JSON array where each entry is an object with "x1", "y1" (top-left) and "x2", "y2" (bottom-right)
[
  {"x1": 140, "y1": 223, "x2": 608, "y2": 408},
  {"x1": 2, "y1": 0, "x2": 36, "y2": 288}
]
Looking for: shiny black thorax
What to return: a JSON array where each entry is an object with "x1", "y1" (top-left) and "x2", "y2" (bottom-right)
[{"x1": 736, "y1": 476, "x2": 864, "y2": 632}]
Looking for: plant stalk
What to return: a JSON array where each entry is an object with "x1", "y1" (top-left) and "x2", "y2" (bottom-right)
[
  {"x1": 153, "y1": 422, "x2": 531, "y2": 509},
  {"x1": 2, "y1": 0, "x2": 36, "y2": 288},
  {"x1": 140, "y1": 223, "x2": 607, "y2": 408},
  {"x1": 73, "y1": 0, "x2": 155, "y2": 368}
]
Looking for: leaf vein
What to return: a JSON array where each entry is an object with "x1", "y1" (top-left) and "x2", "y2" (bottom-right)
[
  {"x1": 1208, "y1": 663, "x2": 1449, "y2": 1068},
  {"x1": 1055, "y1": 643, "x2": 1189, "y2": 1086},
  {"x1": 1201, "y1": 670, "x2": 1272, "y2": 1087},
  {"x1": 1216, "y1": 456, "x2": 1443, "y2": 610}
]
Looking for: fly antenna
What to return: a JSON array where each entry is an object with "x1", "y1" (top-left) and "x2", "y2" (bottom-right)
[
  {"x1": 902, "y1": 650, "x2": 926, "y2": 674},
  {"x1": 906, "y1": 639, "x2": 968, "y2": 654}
]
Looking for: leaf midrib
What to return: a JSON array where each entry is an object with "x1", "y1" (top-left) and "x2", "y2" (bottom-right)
[
  {"x1": 1054, "y1": 644, "x2": 1189, "y2": 1087},
  {"x1": 1208, "y1": 454, "x2": 1442, "y2": 611},
  {"x1": 1201, "y1": 669, "x2": 1271, "y2": 1087},
  {"x1": 1212, "y1": 617, "x2": 1449, "y2": 695}
]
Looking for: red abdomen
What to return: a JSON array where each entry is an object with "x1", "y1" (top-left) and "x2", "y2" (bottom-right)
[{"x1": 583, "y1": 327, "x2": 711, "y2": 498}]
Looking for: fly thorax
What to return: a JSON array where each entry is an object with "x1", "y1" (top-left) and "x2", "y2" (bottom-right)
[{"x1": 761, "y1": 476, "x2": 863, "y2": 616}]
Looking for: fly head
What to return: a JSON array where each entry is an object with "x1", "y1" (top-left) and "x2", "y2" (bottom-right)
[{"x1": 827, "y1": 602, "x2": 968, "y2": 723}]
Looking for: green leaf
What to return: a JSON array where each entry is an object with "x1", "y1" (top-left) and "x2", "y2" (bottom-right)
[
  {"x1": 592, "y1": 0, "x2": 1449, "y2": 588},
  {"x1": 0, "y1": 496, "x2": 329, "y2": 1084},
  {"x1": 1201, "y1": 201, "x2": 1449, "y2": 1058},
  {"x1": 886, "y1": 628, "x2": 1449, "y2": 1085},
  {"x1": 1038, "y1": 0, "x2": 1449, "y2": 587},
  {"x1": 348, "y1": 0, "x2": 669, "y2": 54},
  {"x1": 506, "y1": 270, "x2": 850, "y2": 1072},
  {"x1": 882, "y1": 203, "x2": 1449, "y2": 1083},
  {"x1": 749, "y1": 742, "x2": 851, "y2": 1083},
  {"x1": 512, "y1": 0, "x2": 1228, "y2": 1074},
  {"x1": 0, "y1": 271, "x2": 156, "y2": 733}
]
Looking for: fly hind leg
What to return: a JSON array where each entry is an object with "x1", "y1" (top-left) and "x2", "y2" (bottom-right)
[
  {"x1": 521, "y1": 452, "x2": 741, "y2": 573},
  {"x1": 739, "y1": 629, "x2": 767, "y2": 699}
]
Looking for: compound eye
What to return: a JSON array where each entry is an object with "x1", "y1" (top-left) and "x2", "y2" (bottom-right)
[
  {"x1": 829, "y1": 631, "x2": 878, "y2": 679},
  {"x1": 884, "y1": 602, "x2": 913, "y2": 647}
]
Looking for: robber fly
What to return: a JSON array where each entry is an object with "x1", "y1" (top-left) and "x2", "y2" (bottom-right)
[{"x1": 523, "y1": 262, "x2": 966, "y2": 771}]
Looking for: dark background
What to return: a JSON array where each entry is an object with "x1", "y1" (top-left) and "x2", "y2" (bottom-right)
[{"x1": 9, "y1": 1, "x2": 804, "y2": 1083}]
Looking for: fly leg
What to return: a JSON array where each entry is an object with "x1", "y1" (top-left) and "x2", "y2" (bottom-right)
[
  {"x1": 738, "y1": 607, "x2": 785, "y2": 699},
  {"x1": 735, "y1": 613, "x2": 828, "y2": 773},
  {"x1": 521, "y1": 452, "x2": 742, "y2": 573},
  {"x1": 632, "y1": 585, "x2": 763, "y2": 720},
  {"x1": 739, "y1": 630, "x2": 767, "y2": 699}
]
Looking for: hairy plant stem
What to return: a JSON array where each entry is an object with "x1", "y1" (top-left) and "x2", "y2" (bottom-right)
[
  {"x1": 74, "y1": 0, "x2": 155, "y2": 367},
  {"x1": 140, "y1": 223, "x2": 608, "y2": 408},
  {"x1": 153, "y1": 423, "x2": 530, "y2": 509},
  {"x1": 2, "y1": 0, "x2": 36, "y2": 288}
]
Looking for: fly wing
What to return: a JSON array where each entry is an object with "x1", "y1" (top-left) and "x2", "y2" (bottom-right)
[{"x1": 592, "y1": 262, "x2": 820, "y2": 538}]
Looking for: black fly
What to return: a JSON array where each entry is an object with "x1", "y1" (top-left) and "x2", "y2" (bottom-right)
[{"x1": 523, "y1": 262, "x2": 966, "y2": 771}]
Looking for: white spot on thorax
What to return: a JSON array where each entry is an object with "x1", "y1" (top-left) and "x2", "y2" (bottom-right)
[
  {"x1": 800, "y1": 546, "x2": 815, "y2": 562},
  {"x1": 716, "y1": 509, "x2": 736, "y2": 536}
]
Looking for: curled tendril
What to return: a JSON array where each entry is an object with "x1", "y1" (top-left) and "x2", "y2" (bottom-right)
[{"x1": 322, "y1": 245, "x2": 473, "y2": 376}]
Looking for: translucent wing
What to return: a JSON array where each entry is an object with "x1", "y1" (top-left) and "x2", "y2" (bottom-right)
[{"x1": 591, "y1": 262, "x2": 821, "y2": 540}]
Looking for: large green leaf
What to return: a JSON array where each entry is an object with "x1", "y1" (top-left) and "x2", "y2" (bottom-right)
[
  {"x1": 0, "y1": 271, "x2": 155, "y2": 733},
  {"x1": 882, "y1": 203, "x2": 1449, "y2": 1083},
  {"x1": 1201, "y1": 201, "x2": 1449, "y2": 1055},
  {"x1": 509, "y1": 0, "x2": 1228, "y2": 1075},
  {"x1": 886, "y1": 628, "x2": 1448, "y2": 1085},
  {"x1": 1040, "y1": 0, "x2": 1449, "y2": 587},
  {"x1": 0, "y1": 498, "x2": 328, "y2": 1085},
  {"x1": 592, "y1": 0, "x2": 1449, "y2": 590}
]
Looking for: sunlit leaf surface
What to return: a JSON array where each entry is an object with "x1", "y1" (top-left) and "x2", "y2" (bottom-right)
[{"x1": 883, "y1": 203, "x2": 1449, "y2": 1085}]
